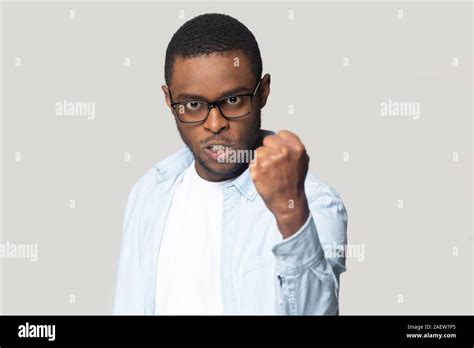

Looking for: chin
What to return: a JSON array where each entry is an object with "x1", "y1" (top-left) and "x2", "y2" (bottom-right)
[{"x1": 196, "y1": 154, "x2": 246, "y2": 179}]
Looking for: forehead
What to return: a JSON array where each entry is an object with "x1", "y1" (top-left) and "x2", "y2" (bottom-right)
[{"x1": 169, "y1": 50, "x2": 255, "y2": 99}]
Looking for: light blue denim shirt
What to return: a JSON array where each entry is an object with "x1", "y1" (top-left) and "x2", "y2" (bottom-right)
[{"x1": 113, "y1": 130, "x2": 348, "y2": 315}]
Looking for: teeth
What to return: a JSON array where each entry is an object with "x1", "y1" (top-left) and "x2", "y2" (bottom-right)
[{"x1": 210, "y1": 145, "x2": 228, "y2": 153}]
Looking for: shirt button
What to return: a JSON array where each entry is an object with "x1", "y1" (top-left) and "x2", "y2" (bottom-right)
[{"x1": 233, "y1": 247, "x2": 240, "y2": 257}]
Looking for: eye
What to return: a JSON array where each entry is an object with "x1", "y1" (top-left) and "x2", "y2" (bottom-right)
[
  {"x1": 185, "y1": 101, "x2": 203, "y2": 110},
  {"x1": 225, "y1": 96, "x2": 241, "y2": 105}
]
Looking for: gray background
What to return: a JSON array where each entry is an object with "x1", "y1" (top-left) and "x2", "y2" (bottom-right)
[{"x1": 0, "y1": 0, "x2": 472, "y2": 314}]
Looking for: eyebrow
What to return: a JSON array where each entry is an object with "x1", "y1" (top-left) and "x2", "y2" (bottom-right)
[{"x1": 174, "y1": 86, "x2": 252, "y2": 102}]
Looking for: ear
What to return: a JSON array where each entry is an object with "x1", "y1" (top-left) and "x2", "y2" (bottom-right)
[
  {"x1": 162, "y1": 85, "x2": 172, "y2": 109},
  {"x1": 258, "y1": 73, "x2": 271, "y2": 109}
]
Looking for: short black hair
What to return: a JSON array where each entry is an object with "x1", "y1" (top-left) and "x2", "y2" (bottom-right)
[{"x1": 164, "y1": 13, "x2": 262, "y2": 87}]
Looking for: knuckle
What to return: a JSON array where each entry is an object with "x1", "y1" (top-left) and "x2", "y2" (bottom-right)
[
  {"x1": 262, "y1": 135, "x2": 275, "y2": 147},
  {"x1": 294, "y1": 144, "x2": 305, "y2": 154},
  {"x1": 280, "y1": 146, "x2": 290, "y2": 157}
]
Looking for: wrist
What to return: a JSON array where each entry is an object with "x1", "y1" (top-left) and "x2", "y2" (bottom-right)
[{"x1": 273, "y1": 195, "x2": 310, "y2": 239}]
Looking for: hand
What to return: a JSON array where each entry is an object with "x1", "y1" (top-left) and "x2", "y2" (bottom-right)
[{"x1": 250, "y1": 130, "x2": 310, "y2": 239}]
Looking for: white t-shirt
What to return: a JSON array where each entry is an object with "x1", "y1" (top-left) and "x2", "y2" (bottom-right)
[{"x1": 154, "y1": 161, "x2": 233, "y2": 315}]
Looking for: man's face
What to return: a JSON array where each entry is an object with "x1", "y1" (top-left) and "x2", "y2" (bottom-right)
[{"x1": 162, "y1": 50, "x2": 270, "y2": 182}]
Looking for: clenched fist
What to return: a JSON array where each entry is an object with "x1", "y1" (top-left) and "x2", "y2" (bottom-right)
[{"x1": 250, "y1": 130, "x2": 310, "y2": 239}]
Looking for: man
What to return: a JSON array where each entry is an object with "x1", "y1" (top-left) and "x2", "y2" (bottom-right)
[{"x1": 114, "y1": 13, "x2": 348, "y2": 315}]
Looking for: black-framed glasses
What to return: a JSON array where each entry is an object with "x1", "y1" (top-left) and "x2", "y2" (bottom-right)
[{"x1": 168, "y1": 78, "x2": 262, "y2": 124}]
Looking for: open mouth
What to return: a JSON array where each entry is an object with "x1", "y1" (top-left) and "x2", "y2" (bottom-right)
[{"x1": 204, "y1": 144, "x2": 232, "y2": 161}]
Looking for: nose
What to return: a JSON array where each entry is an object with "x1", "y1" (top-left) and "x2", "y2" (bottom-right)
[{"x1": 203, "y1": 105, "x2": 229, "y2": 133}]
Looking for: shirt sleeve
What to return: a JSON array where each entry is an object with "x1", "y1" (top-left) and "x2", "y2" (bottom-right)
[
  {"x1": 271, "y1": 190, "x2": 348, "y2": 315},
  {"x1": 113, "y1": 173, "x2": 150, "y2": 315}
]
